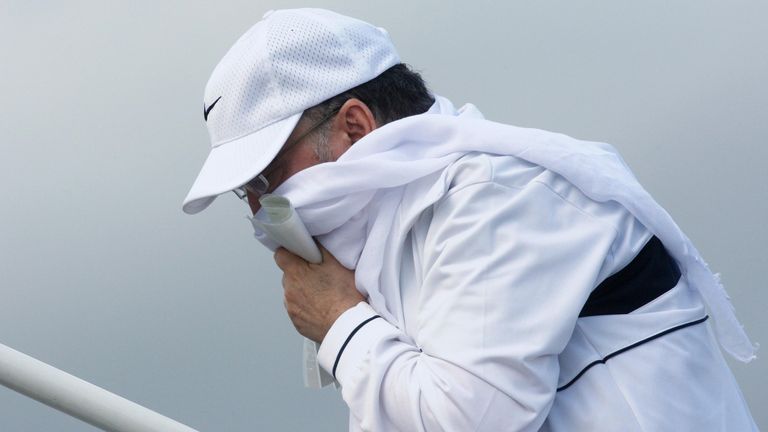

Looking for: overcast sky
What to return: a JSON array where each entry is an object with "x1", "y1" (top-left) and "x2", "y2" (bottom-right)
[{"x1": 1, "y1": 1, "x2": 765, "y2": 430}]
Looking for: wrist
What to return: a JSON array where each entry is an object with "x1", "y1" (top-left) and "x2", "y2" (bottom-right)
[
  {"x1": 321, "y1": 298, "x2": 367, "y2": 342},
  {"x1": 317, "y1": 302, "x2": 395, "y2": 383}
]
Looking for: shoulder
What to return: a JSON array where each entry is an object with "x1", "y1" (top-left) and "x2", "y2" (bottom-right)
[
  {"x1": 441, "y1": 151, "x2": 541, "y2": 196},
  {"x1": 436, "y1": 152, "x2": 652, "y2": 275},
  {"x1": 442, "y1": 152, "x2": 628, "y2": 227}
]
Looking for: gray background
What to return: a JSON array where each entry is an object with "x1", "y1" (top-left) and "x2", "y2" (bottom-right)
[{"x1": 1, "y1": 1, "x2": 765, "y2": 430}]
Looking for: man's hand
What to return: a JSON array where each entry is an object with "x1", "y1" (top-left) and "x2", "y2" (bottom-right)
[{"x1": 274, "y1": 246, "x2": 365, "y2": 343}]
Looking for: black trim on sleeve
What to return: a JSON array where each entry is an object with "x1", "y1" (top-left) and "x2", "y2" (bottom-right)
[
  {"x1": 579, "y1": 236, "x2": 681, "y2": 317},
  {"x1": 332, "y1": 315, "x2": 382, "y2": 379},
  {"x1": 556, "y1": 315, "x2": 709, "y2": 392}
]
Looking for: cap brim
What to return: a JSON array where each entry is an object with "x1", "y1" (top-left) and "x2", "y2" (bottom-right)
[{"x1": 182, "y1": 112, "x2": 303, "y2": 214}]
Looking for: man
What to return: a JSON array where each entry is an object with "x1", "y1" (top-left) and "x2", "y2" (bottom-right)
[{"x1": 183, "y1": 8, "x2": 757, "y2": 431}]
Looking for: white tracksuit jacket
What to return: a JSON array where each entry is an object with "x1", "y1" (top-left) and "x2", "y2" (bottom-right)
[{"x1": 316, "y1": 152, "x2": 757, "y2": 431}]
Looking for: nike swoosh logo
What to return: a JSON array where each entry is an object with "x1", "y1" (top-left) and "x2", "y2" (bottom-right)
[{"x1": 203, "y1": 96, "x2": 222, "y2": 121}]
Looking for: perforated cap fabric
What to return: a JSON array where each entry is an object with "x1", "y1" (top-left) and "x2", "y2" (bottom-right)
[{"x1": 182, "y1": 8, "x2": 400, "y2": 214}]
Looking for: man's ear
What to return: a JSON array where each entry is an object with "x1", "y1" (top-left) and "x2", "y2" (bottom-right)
[{"x1": 336, "y1": 98, "x2": 378, "y2": 144}]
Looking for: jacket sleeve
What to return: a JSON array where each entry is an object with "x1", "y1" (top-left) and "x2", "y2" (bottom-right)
[{"x1": 317, "y1": 177, "x2": 624, "y2": 431}]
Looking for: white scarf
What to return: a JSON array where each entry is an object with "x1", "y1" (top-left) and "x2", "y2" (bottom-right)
[{"x1": 255, "y1": 95, "x2": 756, "y2": 363}]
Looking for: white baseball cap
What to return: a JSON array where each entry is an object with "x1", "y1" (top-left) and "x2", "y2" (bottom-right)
[{"x1": 182, "y1": 8, "x2": 400, "y2": 214}]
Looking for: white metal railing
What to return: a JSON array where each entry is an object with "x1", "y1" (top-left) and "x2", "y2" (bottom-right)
[{"x1": 0, "y1": 342, "x2": 199, "y2": 432}]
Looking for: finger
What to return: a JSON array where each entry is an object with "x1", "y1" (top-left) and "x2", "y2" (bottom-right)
[
  {"x1": 273, "y1": 247, "x2": 289, "y2": 269},
  {"x1": 274, "y1": 247, "x2": 304, "y2": 270}
]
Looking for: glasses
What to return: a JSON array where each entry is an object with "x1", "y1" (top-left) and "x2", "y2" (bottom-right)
[
  {"x1": 232, "y1": 106, "x2": 341, "y2": 207},
  {"x1": 231, "y1": 173, "x2": 269, "y2": 202}
]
